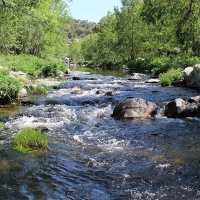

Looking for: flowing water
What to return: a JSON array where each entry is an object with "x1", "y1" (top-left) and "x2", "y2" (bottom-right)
[{"x1": 0, "y1": 70, "x2": 200, "y2": 200}]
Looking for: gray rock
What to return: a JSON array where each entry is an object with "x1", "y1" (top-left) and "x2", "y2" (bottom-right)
[
  {"x1": 112, "y1": 98, "x2": 157, "y2": 120},
  {"x1": 188, "y1": 95, "x2": 200, "y2": 103},
  {"x1": 164, "y1": 98, "x2": 200, "y2": 118},
  {"x1": 128, "y1": 73, "x2": 145, "y2": 80},
  {"x1": 183, "y1": 63, "x2": 200, "y2": 88},
  {"x1": 183, "y1": 66, "x2": 196, "y2": 87}
]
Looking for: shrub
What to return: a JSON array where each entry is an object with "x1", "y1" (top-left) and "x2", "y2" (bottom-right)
[
  {"x1": 160, "y1": 68, "x2": 184, "y2": 87},
  {"x1": 173, "y1": 54, "x2": 200, "y2": 68},
  {"x1": 149, "y1": 56, "x2": 171, "y2": 74},
  {"x1": 40, "y1": 60, "x2": 67, "y2": 77},
  {"x1": 13, "y1": 128, "x2": 49, "y2": 153},
  {"x1": 126, "y1": 59, "x2": 148, "y2": 72},
  {"x1": 0, "y1": 72, "x2": 22, "y2": 102}
]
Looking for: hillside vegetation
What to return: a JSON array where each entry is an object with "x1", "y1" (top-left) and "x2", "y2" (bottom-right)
[{"x1": 67, "y1": 0, "x2": 200, "y2": 74}]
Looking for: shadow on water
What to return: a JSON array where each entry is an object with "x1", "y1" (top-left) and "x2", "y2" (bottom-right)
[{"x1": 0, "y1": 68, "x2": 200, "y2": 199}]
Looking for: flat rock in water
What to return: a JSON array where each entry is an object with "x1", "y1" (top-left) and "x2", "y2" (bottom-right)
[{"x1": 145, "y1": 78, "x2": 160, "y2": 83}]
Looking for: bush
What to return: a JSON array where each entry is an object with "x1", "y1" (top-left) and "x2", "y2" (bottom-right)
[
  {"x1": 126, "y1": 59, "x2": 148, "y2": 72},
  {"x1": 160, "y1": 68, "x2": 184, "y2": 87},
  {"x1": 13, "y1": 128, "x2": 49, "y2": 153},
  {"x1": 149, "y1": 56, "x2": 171, "y2": 74},
  {"x1": 40, "y1": 60, "x2": 67, "y2": 77},
  {"x1": 0, "y1": 72, "x2": 22, "y2": 102},
  {"x1": 173, "y1": 54, "x2": 200, "y2": 68}
]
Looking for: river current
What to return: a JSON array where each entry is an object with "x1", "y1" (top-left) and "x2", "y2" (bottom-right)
[{"x1": 0, "y1": 70, "x2": 200, "y2": 199}]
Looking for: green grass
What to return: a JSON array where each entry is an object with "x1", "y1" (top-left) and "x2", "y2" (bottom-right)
[
  {"x1": 0, "y1": 122, "x2": 5, "y2": 131},
  {"x1": 0, "y1": 54, "x2": 67, "y2": 78},
  {"x1": 13, "y1": 128, "x2": 49, "y2": 153},
  {"x1": 160, "y1": 68, "x2": 184, "y2": 87},
  {"x1": 27, "y1": 85, "x2": 48, "y2": 95}
]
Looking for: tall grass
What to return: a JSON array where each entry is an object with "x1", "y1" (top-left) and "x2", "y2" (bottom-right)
[
  {"x1": 13, "y1": 128, "x2": 49, "y2": 153},
  {"x1": 160, "y1": 68, "x2": 184, "y2": 87}
]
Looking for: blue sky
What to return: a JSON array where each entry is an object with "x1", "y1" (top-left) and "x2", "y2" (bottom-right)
[{"x1": 67, "y1": 0, "x2": 122, "y2": 23}]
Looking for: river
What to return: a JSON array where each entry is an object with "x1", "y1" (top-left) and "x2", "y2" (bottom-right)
[{"x1": 0, "y1": 69, "x2": 200, "y2": 199}]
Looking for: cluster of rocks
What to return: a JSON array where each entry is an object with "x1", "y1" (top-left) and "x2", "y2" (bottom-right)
[
  {"x1": 115, "y1": 63, "x2": 200, "y2": 120},
  {"x1": 112, "y1": 96, "x2": 200, "y2": 120},
  {"x1": 128, "y1": 63, "x2": 200, "y2": 88},
  {"x1": 128, "y1": 72, "x2": 160, "y2": 84}
]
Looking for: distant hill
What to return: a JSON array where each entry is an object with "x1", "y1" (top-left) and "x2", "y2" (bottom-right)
[{"x1": 65, "y1": 19, "x2": 98, "y2": 43}]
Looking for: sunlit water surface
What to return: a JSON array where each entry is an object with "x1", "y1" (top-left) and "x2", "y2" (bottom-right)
[{"x1": 0, "y1": 71, "x2": 200, "y2": 199}]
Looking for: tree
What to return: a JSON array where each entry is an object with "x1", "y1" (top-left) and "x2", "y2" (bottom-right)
[
  {"x1": 97, "y1": 13, "x2": 119, "y2": 64},
  {"x1": 114, "y1": 0, "x2": 145, "y2": 61},
  {"x1": 69, "y1": 41, "x2": 83, "y2": 61},
  {"x1": 0, "y1": 0, "x2": 71, "y2": 58},
  {"x1": 141, "y1": 0, "x2": 200, "y2": 54},
  {"x1": 81, "y1": 34, "x2": 99, "y2": 61}
]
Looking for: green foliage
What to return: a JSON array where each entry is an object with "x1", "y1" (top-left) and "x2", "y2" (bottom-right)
[
  {"x1": 160, "y1": 68, "x2": 184, "y2": 87},
  {"x1": 0, "y1": 122, "x2": 6, "y2": 131},
  {"x1": 72, "y1": 0, "x2": 200, "y2": 73},
  {"x1": 27, "y1": 85, "x2": 48, "y2": 95},
  {"x1": 13, "y1": 128, "x2": 49, "y2": 153},
  {"x1": 126, "y1": 58, "x2": 148, "y2": 72},
  {"x1": 68, "y1": 41, "x2": 83, "y2": 61},
  {"x1": 0, "y1": 0, "x2": 71, "y2": 58},
  {"x1": 0, "y1": 72, "x2": 22, "y2": 101},
  {"x1": 0, "y1": 54, "x2": 67, "y2": 78},
  {"x1": 81, "y1": 34, "x2": 99, "y2": 61},
  {"x1": 160, "y1": 73, "x2": 173, "y2": 87},
  {"x1": 173, "y1": 54, "x2": 200, "y2": 68},
  {"x1": 149, "y1": 56, "x2": 171, "y2": 74},
  {"x1": 40, "y1": 60, "x2": 67, "y2": 77}
]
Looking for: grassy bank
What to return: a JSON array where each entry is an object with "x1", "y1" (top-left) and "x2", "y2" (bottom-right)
[
  {"x1": 0, "y1": 54, "x2": 67, "y2": 78},
  {"x1": 0, "y1": 54, "x2": 68, "y2": 103}
]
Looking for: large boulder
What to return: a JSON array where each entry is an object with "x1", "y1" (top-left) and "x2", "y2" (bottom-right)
[
  {"x1": 164, "y1": 98, "x2": 200, "y2": 118},
  {"x1": 183, "y1": 66, "x2": 196, "y2": 87},
  {"x1": 112, "y1": 98, "x2": 157, "y2": 120},
  {"x1": 183, "y1": 63, "x2": 200, "y2": 88}
]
